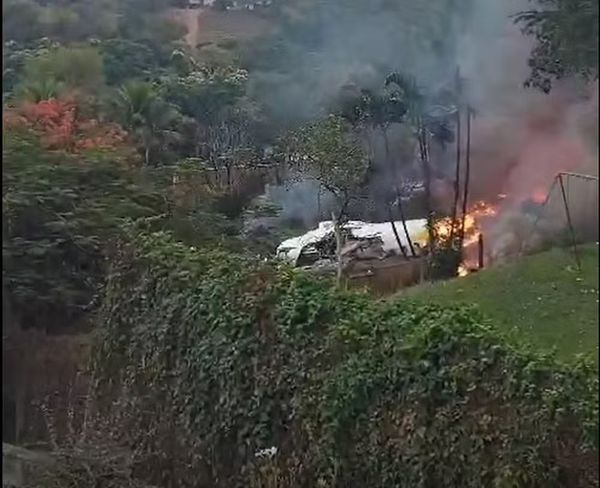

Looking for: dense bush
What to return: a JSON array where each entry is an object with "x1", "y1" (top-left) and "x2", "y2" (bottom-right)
[
  {"x1": 90, "y1": 229, "x2": 598, "y2": 487},
  {"x1": 2, "y1": 131, "x2": 166, "y2": 331},
  {"x1": 2, "y1": 130, "x2": 246, "y2": 333}
]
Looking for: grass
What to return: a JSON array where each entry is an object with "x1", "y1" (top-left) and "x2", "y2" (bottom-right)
[{"x1": 401, "y1": 244, "x2": 599, "y2": 362}]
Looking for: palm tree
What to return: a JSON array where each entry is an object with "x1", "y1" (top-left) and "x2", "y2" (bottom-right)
[
  {"x1": 385, "y1": 73, "x2": 434, "y2": 248},
  {"x1": 385, "y1": 72, "x2": 457, "y2": 252},
  {"x1": 116, "y1": 81, "x2": 181, "y2": 166},
  {"x1": 115, "y1": 81, "x2": 155, "y2": 127},
  {"x1": 459, "y1": 105, "x2": 474, "y2": 247},
  {"x1": 448, "y1": 68, "x2": 464, "y2": 246},
  {"x1": 360, "y1": 88, "x2": 415, "y2": 258},
  {"x1": 338, "y1": 85, "x2": 415, "y2": 258},
  {"x1": 18, "y1": 78, "x2": 65, "y2": 102}
]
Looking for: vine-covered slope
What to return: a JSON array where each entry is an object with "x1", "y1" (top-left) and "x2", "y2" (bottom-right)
[{"x1": 92, "y1": 229, "x2": 598, "y2": 487}]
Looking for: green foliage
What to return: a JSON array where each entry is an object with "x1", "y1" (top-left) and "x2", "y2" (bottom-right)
[
  {"x1": 91, "y1": 229, "x2": 599, "y2": 487},
  {"x1": 17, "y1": 77, "x2": 65, "y2": 103},
  {"x1": 2, "y1": 0, "x2": 180, "y2": 44},
  {"x1": 115, "y1": 81, "x2": 182, "y2": 165},
  {"x1": 283, "y1": 115, "x2": 369, "y2": 214},
  {"x1": 162, "y1": 67, "x2": 249, "y2": 124},
  {"x1": 429, "y1": 245, "x2": 462, "y2": 279},
  {"x1": 514, "y1": 0, "x2": 599, "y2": 92},
  {"x1": 405, "y1": 244, "x2": 600, "y2": 362},
  {"x1": 3, "y1": 38, "x2": 60, "y2": 100},
  {"x1": 98, "y1": 39, "x2": 170, "y2": 86},
  {"x1": 18, "y1": 45, "x2": 105, "y2": 97},
  {"x1": 195, "y1": 43, "x2": 240, "y2": 70},
  {"x1": 2, "y1": 131, "x2": 166, "y2": 331},
  {"x1": 161, "y1": 67, "x2": 264, "y2": 165}
]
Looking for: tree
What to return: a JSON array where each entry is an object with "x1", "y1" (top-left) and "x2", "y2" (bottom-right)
[
  {"x1": 115, "y1": 81, "x2": 181, "y2": 165},
  {"x1": 514, "y1": 0, "x2": 599, "y2": 92},
  {"x1": 18, "y1": 46, "x2": 105, "y2": 101},
  {"x1": 4, "y1": 98, "x2": 128, "y2": 153},
  {"x1": 162, "y1": 67, "x2": 260, "y2": 177},
  {"x1": 98, "y1": 39, "x2": 165, "y2": 86},
  {"x1": 337, "y1": 84, "x2": 414, "y2": 258},
  {"x1": 284, "y1": 115, "x2": 369, "y2": 283},
  {"x1": 2, "y1": 130, "x2": 165, "y2": 332},
  {"x1": 2, "y1": 129, "x2": 236, "y2": 334},
  {"x1": 3, "y1": 38, "x2": 60, "y2": 100},
  {"x1": 384, "y1": 73, "x2": 454, "y2": 247},
  {"x1": 242, "y1": 0, "x2": 475, "y2": 129},
  {"x1": 448, "y1": 68, "x2": 463, "y2": 247},
  {"x1": 16, "y1": 78, "x2": 65, "y2": 103}
]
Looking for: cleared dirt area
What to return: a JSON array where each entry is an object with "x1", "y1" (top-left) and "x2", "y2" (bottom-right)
[{"x1": 169, "y1": 8, "x2": 274, "y2": 48}]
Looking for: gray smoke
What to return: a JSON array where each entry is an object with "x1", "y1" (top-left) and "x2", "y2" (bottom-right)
[
  {"x1": 249, "y1": 0, "x2": 598, "y2": 249},
  {"x1": 265, "y1": 178, "x2": 335, "y2": 226}
]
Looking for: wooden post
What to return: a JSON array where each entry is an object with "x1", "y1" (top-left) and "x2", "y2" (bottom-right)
[
  {"x1": 478, "y1": 233, "x2": 484, "y2": 269},
  {"x1": 558, "y1": 174, "x2": 581, "y2": 270}
]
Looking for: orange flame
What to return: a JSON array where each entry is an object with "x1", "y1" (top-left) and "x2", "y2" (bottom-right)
[
  {"x1": 457, "y1": 265, "x2": 469, "y2": 277},
  {"x1": 531, "y1": 189, "x2": 547, "y2": 203},
  {"x1": 434, "y1": 185, "x2": 554, "y2": 277},
  {"x1": 434, "y1": 200, "x2": 499, "y2": 277},
  {"x1": 434, "y1": 201, "x2": 497, "y2": 242}
]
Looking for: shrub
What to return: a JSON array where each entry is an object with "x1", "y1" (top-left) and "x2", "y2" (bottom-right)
[
  {"x1": 91, "y1": 229, "x2": 599, "y2": 487},
  {"x1": 2, "y1": 131, "x2": 165, "y2": 331},
  {"x1": 2, "y1": 130, "x2": 244, "y2": 333}
]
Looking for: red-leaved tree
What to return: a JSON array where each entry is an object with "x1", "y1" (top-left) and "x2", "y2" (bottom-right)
[{"x1": 4, "y1": 99, "x2": 129, "y2": 153}]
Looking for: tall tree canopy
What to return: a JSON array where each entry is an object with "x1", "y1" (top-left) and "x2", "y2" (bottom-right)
[{"x1": 515, "y1": 0, "x2": 599, "y2": 92}]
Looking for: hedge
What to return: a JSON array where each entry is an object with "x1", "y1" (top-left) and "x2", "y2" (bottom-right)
[{"x1": 91, "y1": 229, "x2": 598, "y2": 487}]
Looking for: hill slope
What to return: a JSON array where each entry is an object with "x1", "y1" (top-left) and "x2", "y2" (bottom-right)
[{"x1": 402, "y1": 244, "x2": 599, "y2": 360}]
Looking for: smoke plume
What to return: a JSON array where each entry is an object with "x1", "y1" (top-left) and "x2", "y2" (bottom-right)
[{"x1": 250, "y1": 0, "x2": 598, "y2": 251}]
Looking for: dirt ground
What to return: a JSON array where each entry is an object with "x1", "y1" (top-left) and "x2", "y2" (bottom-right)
[{"x1": 169, "y1": 8, "x2": 274, "y2": 48}]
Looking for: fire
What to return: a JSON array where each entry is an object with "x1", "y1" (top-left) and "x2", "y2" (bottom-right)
[
  {"x1": 434, "y1": 200, "x2": 497, "y2": 243},
  {"x1": 433, "y1": 200, "x2": 499, "y2": 276},
  {"x1": 428, "y1": 183, "x2": 556, "y2": 277},
  {"x1": 531, "y1": 189, "x2": 547, "y2": 203},
  {"x1": 429, "y1": 181, "x2": 560, "y2": 277}
]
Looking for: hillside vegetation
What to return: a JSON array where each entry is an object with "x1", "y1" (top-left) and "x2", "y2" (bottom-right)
[
  {"x1": 2, "y1": 0, "x2": 598, "y2": 486},
  {"x1": 403, "y1": 244, "x2": 599, "y2": 361},
  {"x1": 65, "y1": 229, "x2": 597, "y2": 487}
]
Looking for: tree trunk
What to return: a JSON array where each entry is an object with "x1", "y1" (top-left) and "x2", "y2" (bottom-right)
[
  {"x1": 449, "y1": 104, "x2": 461, "y2": 245},
  {"x1": 395, "y1": 189, "x2": 417, "y2": 256},
  {"x1": 317, "y1": 184, "x2": 322, "y2": 221},
  {"x1": 226, "y1": 162, "x2": 232, "y2": 188},
  {"x1": 144, "y1": 145, "x2": 150, "y2": 166},
  {"x1": 418, "y1": 123, "x2": 434, "y2": 249},
  {"x1": 332, "y1": 212, "x2": 344, "y2": 286},
  {"x1": 387, "y1": 206, "x2": 408, "y2": 258},
  {"x1": 195, "y1": 131, "x2": 202, "y2": 158},
  {"x1": 382, "y1": 127, "x2": 415, "y2": 257},
  {"x1": 459, "y1": 106, "x2": 472, "y2": 247}
]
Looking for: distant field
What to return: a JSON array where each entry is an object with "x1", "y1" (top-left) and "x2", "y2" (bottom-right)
[
  {"x1": 401, "y1": 244, "x2": 599, "y2": 361},
  {"x1": 170, "y1": 8, "x2": 274, "y2": 48}
]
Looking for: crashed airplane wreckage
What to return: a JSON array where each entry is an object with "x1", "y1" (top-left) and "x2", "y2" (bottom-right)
[{"x1": 276, "y1": 219, "x2": 429, "y2": 273}]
